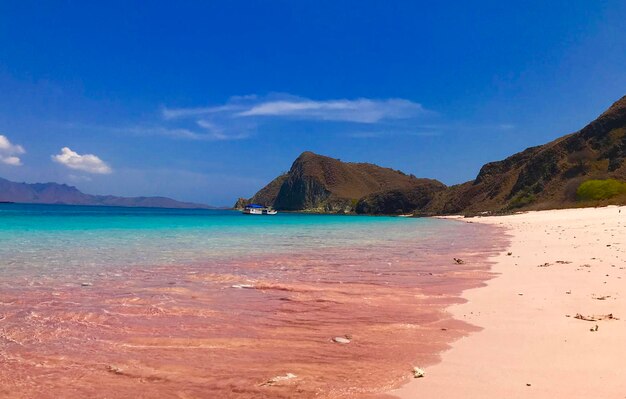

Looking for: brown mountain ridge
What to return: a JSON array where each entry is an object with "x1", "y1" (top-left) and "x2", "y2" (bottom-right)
[
  {"x1": 237, "y1": 94, "x2": 626, "y2": 215},
  {"x1": 235, "y1": 151, "x2": 446, "y2": 213}
]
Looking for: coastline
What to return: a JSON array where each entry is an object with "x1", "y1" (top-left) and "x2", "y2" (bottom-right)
[
  {"x1": 389, "y1": 205, "x2": 626, "y2": 398},
  {"x1": 0, "y1": 210, "x2": 506, "y2": 398}
]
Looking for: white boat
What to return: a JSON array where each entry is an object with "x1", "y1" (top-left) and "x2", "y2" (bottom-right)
[{"x1": 242, "y1": 204, "x2": 278, "y2": 215}]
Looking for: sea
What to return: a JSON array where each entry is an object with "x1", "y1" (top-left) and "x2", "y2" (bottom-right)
[{"x1": 0, "y1": 203, "x2": 506, "y2": 398}]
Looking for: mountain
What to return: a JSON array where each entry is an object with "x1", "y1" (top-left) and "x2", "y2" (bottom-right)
[
  {"x1": 234, "y1": 173, "x2": 288, "y2": 210},
  {"x1": 355, "y1": 183, "x2": 447, "y2": 215},
  {"x1": 238, "y1": 95, "x2": 626, "y2": 215},
  {"x1": 0, "y1": 177, "x2": 211, "y2": 209},
  {"x1": 423, "y1": 94, "x2": 626, "y2": 214},
  {"x1": 235, "y1": 151, "x2": 446, "y2": 213}
]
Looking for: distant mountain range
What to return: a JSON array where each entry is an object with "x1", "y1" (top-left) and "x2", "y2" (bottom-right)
[
  {"x1": 0, "y1": 178, "x2": 212, "y2": 209},
  {"x1": 236, "y1": 94, "x2": 626, "y2": 215}
]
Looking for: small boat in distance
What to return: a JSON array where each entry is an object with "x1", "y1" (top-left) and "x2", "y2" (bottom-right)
[{"x1": 242, "y1": 204, "x2": 278, "y2": 215}]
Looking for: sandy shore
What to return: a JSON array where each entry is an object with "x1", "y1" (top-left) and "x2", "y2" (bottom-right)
[{"x1": 389, "y1": 205, "x2": 626, "y2": 399}]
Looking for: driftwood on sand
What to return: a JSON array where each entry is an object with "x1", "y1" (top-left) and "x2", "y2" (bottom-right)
[{"x1": 574, "y1": 313, "x2": 618, "y2": 322}]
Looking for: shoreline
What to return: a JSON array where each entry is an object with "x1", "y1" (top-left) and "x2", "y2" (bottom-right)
[
  {"x1": 389, "y1": 205, "x2": 626, "y2": 398},
  {"x1": 0, "y1": 212, "x2": 505, "y2": 398}
]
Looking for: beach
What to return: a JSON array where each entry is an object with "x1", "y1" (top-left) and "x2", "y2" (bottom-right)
[
  {"x1": 390, "y1": 205, "x2": 626, "y2": 398},
  {"x1": 2, "y1": 204, "x2": 625, "y2": 398},
  {"x1": 0, "y1": 204, "x2": 505, "y2": 398}
]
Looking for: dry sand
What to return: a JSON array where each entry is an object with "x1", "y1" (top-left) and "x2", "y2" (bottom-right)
[{"x1": 389, "y1": 205, "x2": 626, "y2": 399}]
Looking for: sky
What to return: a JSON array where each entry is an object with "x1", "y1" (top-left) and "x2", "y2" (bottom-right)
[{"x1": 1, "y1": 1, "x2": 625, "y2": 206}]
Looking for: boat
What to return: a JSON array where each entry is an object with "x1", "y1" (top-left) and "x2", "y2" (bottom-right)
[{"x1": 242, "y1": 204, "x2": 278, "y2": 215}]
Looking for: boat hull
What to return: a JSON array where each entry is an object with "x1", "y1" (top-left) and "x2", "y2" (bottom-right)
[{"x1": 242, "y1": 208, "x2": 277, "y2": 215}]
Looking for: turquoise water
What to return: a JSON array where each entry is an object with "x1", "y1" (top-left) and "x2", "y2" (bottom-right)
[
  {"x1": 0, "y1": 203, "x2": 446, "y2": 277},
  {"x1": 0, "y1": 203, "x2": 505, "y2": 398}
]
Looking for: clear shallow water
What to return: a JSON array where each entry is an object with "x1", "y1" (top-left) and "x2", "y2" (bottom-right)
[
  {"x1": 0, "y1": 204, "x2": 447, "y2": 276},
  {"x1": 0, "y1": 204, "x2": 506, "y2": 398}
]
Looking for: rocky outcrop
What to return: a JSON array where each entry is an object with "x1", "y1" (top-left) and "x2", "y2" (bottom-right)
[
  {"x1": 355, "y1": 180, "x2": 446, "y2": 214},
  {"x1": 252, "y1": 174, "x2": 289, "y2": 206},
  {"x1": 236, "y1": 151, "x2": 445, "y2": 213},
  {"x1": 233, "y1": 197, "x2": 249, "y2": 209},
  {"x1": 234, "y1": 174, "x2": 289, "y2": 209}
]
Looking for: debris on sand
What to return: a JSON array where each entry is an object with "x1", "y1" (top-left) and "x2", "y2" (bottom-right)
[
  {"x1": 507, "y1": 252, "x2": 513, "y2": 256},
  {"x1": 537, "y1": 262, "x2": 551, "y2": 267},
  {"x1": 574, "y1": 313, "x2": 618, "y2": 322},
  {"x1": 332, "y1": 336, "x2": 351, "y2": 344},
  {"x1": 106, "y1": 365, "x2": 124, "y2": 375},
  {"x1": 413, "y1": 367, "x2": 425, "y2": 378},
  {"x1": 261, "y1": 373, "x2": 297, "y2": 386},
  {"x1": 592, "y1": 295, "x2": 611, "y2": 300},
  {"x1": 453, "y1": 258, "x2": 465, "y2": 264},
  {"x1": 555, "y1": 260, "x2": 572, "y2": 264},
  {"x1": 231, "y1": 284, "x2": 254, "y2": 289},
  {"x1": 590, "y1": 325, "x2": 599, "y2": 332}
]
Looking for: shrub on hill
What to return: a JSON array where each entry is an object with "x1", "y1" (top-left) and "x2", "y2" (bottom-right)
[{"x1": 576, "y1": 179, "x2": 626, "y2": 201}]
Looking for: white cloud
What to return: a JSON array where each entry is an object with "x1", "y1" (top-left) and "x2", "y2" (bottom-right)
[
  {"x1": 238, "y1": 98, "x2": 426, "y2": 123},
  {"x1": 1, "y1": 156, "x2": 23, "y2": 166},
  {"x1": 163, "y1": 94, "x2": 428, "y2": 124},
  {"x1": 52, "y1": 147, "x2": 112, "y2": 174},
  {"x1": 157, "y1": 94, "x2": 430, "y2": 141},
  {"x1": 0, "y1": 134, "x2": 25, "y2": 166}
]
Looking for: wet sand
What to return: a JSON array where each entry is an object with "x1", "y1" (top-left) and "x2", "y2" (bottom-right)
[
  {"x1": 0, "y1": 222, "x2": 505, "y2": 398},
  {"x1": 390, "y1": 205, "x2": 626, "y2": 398}
]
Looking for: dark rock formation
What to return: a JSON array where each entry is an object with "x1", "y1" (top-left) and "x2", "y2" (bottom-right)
[
  {"x1": 233, "y1": 197, "x2": 249, "y2": 209},
  {"x1": 253, "y1": 174, "x2": 289, "y2": 206},
  {"x1": 355, "y1": 181, "x2": 446, "y2": 215}
]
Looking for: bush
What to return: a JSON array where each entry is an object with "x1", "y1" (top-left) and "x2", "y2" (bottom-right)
[
  {"x1": 576, "y1": 179, "x2": 626, "y2": 201},
  {"x1": 508, "y1": 193, "x2": 536, "y2": 209}
]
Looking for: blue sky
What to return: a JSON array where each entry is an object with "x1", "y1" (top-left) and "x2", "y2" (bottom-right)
[{"x1": 1, "y1": 1, "x2": 625, "y2": 205}]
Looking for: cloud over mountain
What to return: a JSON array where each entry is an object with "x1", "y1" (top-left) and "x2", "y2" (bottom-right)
[
  {"x1": 0, "y1": 134, "x2": 25, "y2": 166},
  {"x1": 52, "y1": 147, "x2": 112, "y2": 174}
]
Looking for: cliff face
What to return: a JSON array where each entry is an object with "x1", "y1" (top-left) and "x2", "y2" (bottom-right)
[
  {"x1": 355, "y1": 181, "x2": 446, "y2": 214},
  {"x1": 237, "y1": 151, "x2": 446, "y2": 213},
  {"x1": 0, "y1": 178, "x2": 211, "y2": 209}
]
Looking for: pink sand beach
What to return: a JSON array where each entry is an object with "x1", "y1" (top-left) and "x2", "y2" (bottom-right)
[{"x1": 390, "y1": 205, "x2": 626, "y2": 398}]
